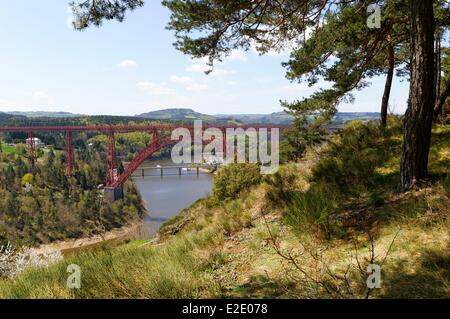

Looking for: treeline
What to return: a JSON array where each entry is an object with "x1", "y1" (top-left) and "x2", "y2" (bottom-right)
[
  {"x1": 87, "y1": 132, "x2": 171, "y2": 161},
  {"x1": 0, "y1": 145, "x2": 145, "y2": 247},
  {"x1": 0, "y1": 113, "x2": 157, "y2": 127},
  {"x1": 0, "y1": 114, "x2": 176, "y2": 160}
]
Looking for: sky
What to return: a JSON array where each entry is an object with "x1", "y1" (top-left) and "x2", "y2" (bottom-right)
[{"x1": 0, "y1": 0, "x2": 410, "y2": 116}]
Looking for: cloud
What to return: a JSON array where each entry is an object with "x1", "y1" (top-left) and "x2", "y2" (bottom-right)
[
  {"x1": 118, "y1": 59, "x2": 138, "y2": 68},
  {"x1": 185, "y1": 59, "x2": 210, "y2": 73},
  {"x1": 31, "y1": 91, "x2": 54, "y2": 105},
  {"x1": 32, "y1": 91, "x2": 50, "y2": 100},
  {"x1": 186, "y1": 83, "x2": 208, "y2": 92},
  {"x1": 227, "y1": 50, "x2": 248, "y2": 61},
  {"x1": 212, "y1": 68, "x2": 237, "y2": 76},
  {"x1": 185, "y1": 57, "x2": 236, "y2": 77},
  {"x1": 170, "y1": 75, "x2": 209, "y2": 92},
  {"x1": 136, "y1": 81, "x2": 174, "y2": 95},
  {"x1": 0, "y1": 99, "x2": 9, "y2": 107},
  {"x1": 170, "y1": 75, "x2": 192, "y2": 84}
]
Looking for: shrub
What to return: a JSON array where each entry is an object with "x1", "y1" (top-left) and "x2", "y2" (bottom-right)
[
  {"x1": 311, "y1": 121, "x2": 400, "y2": 195},
  {"x1": 279, "y1": 128, "x2": 307, "y2": 163},
  {"x1": 265, "y1": 164, "x2": 301, "y2": 207},
  {"x1": 440, "y1": 174, "x2": 450, "y2": 197},
  {"x1": 369, "y1": 191, "x2": 385, "y2": 207},
  {"x1": 211, "y1": 163, "x2": 261, "y2": 201},
  {"x1": 284, "y1": 183, "x2": 342, "y2": 239},
  {"x1": 0, "y1": 242, "x2": 63, "y2": 279}
]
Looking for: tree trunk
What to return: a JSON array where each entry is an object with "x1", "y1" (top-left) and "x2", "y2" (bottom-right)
[
  {"x1": 433, "y1": 30, "x2": 442, "y2": 122},
  {"x1": 434, "y1": 77, "x2": 450, "y2": 121},
  {"x1": 381, "y1": 37, "x2": 395, "y2": 127},
  {"x1": 400, "y1": 0, "x2": 435, "y2": 191},
  {"x1": 435, "y1": 31, "x2": 441, "y2": 99}
]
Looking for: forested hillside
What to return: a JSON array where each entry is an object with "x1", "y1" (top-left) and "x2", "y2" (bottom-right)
[
  {"x1": 0, "y1": 115, "x2": 174, "y2": 163},
  {"x1": 0, "y1": 116, "x2": 147, "y2": 246}
]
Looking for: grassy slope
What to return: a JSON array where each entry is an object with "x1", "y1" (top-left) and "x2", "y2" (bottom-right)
[{"x1": 0, "y1": 120, "x2": 448, "y2": 298}]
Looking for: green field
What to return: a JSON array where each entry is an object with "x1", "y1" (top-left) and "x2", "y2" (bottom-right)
[{"x1": 1, "y1": 144, "x2": 16, "y2": 155}]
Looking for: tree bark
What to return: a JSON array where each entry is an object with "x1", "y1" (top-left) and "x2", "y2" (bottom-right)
[
  {"x1": 400, "y1": 0, "x2": 435, "y2": 191},
  {"x1": 435, "y1": 31, "x2": 441, "y2": 99},
  {"x1": 433, "y1": 30, "x2": 443, "y2": 122},
  {"x1": 381, "y1": 37, "x2": 395, "y2": 127},
  {"x1": 434, "y1": 76, "x2": 450, "y2": 121}
]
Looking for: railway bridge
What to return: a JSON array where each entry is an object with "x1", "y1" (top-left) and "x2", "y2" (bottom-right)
[{"x1": 0, "y1": 123, "x2": 288, "y2": 201}]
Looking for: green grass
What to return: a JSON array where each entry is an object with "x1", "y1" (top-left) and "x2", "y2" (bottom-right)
[
  {"x1": 1, "y1": 144, "x2": 16, "y2": 155},
  {"x1": 0, "y1": 233, "x2": 222, "y2": 298}
]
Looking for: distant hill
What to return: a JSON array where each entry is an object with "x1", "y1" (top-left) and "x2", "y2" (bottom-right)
[
  {"x1": 333, "y1": 112, "x2": 380, "y2": 124},
  {"x1": 137, "y1": 108, "x2": 216, "y2": 122},
  {"x1": 0, "y1": 112, "x2": 26, "y2": 120},
  {"x1": 4, "y1": 111, "x2": 83, "y2": 118},
  {"x1": 0, "y1": 108, "x2": 380, "y2": 126},
  {"x1": 214, "y1": 111, "x2": 293, "y2": 125},
  {"x1": 136, "y1": 108, "x2": 292, "y2": 124},
  {"x1": 136, "y1": 108, "x2": 380, "y2": 125}
]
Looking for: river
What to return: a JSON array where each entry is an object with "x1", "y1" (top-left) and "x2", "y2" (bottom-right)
[{"x1": 132, "y1": 159, "x2": 213, "y2": 235}]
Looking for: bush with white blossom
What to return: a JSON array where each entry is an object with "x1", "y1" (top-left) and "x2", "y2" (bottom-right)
[{"x1": 0, "y1": 242, "x2": 63, "y2": 278}]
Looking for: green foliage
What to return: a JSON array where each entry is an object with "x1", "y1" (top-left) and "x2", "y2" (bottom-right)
[
  {"x1": 312, "y1": 121, "x2": 401, "y2": 195},
  {"x1": 0, "y1": 113, "x2": 183, "y2": 247},
  {"x1": 0, "y1": 144, "x2": 15, "y2": 155},
  {"x1": 87, "y1": 131, "x2": 168, "y2": 158},
  {"x1": 15, "y1": 144, "x2": 27, "y2": 156},
  {"x1": 369, "y1": 191, "x2": 385, "y2": 207},
  {"x1": 441, "y1": 174, "x2": 450, "y2": 197},
  {"x1": 220, "y1": 199, "x2": 252, "y2": 235},
  {"x1": 0, "y1": 236, "x2": 219, "y2": 298},
  {"x1": 284, "y1": 183, "x2": 342, "y2": 239},
  {"x1": 0, "y1": 113, "x2": 171, "y2": 148},
  {"x1": 279, "y1": 128, "x2": 307, "y2": 162},
  {"x1": 282, "y1": 1, "x2": 412, "y2": 115},
  {"x1": 162, "y1": 0, "x2": 309, "y2": 63},
  {"x1": 211, "y1": 163, "x2": 261, "y2": 202},
  {"x1": 265, "y1": 164, "x2": 300, "y2": 207},
  {"x1": 280, "y1": 120, "x2": 404, "y2": 239},
  {"x1": 70, "y1": 0, "x2": 144, "y2": 30},
  {"x1": 0, "y1": 140, "x2": 145, "y2": 247}
]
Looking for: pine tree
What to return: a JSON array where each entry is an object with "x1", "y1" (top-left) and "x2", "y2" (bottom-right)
[
  {"x1": 282, "y1": 1, "x2": 410, "y2": 127},
  {"x1": 400, "y1": 0, "x2": 436, "y2": 190},
  {"x1": 69, "y1": 0, "x2": 449, "y2": 191},
  {"x1": 434, "y1": 47, "x2": 450, "y2": 121},
  {"x1": 70, "y1": 0, "x2": 144, "y2": 29}
]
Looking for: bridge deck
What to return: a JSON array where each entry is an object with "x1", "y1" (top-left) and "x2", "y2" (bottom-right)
[
  {"x1": 130, "y1": 164, "x2": 220, "y2": 178},
  {"x1": 135, "y1": 164, "x2": 220, "y2": 170}
]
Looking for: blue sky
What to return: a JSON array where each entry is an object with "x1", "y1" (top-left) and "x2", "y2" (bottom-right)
[{"x1": 0, "y1": 0, "x2": 409, "y2": 116}]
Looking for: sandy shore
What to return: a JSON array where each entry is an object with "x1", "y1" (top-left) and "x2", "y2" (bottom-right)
[{"x1": 32, "y1": 220, "x2": 148, "y2": 255}]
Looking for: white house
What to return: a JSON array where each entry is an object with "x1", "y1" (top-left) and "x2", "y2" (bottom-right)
[{"x1": 26, "y1": 137, "x2": 44, "y2": 148}]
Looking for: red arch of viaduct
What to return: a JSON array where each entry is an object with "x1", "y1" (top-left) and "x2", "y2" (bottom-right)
[{"x1": 0, "y1": 124, "x2": 288, "y2": 193}]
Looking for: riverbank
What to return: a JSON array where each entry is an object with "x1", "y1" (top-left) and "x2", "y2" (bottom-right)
[
  {"x1": 32, "y1": 220, "x2": 148, "y2": 256},
  {"x1": 32, "y1": 158, "x2": 214, "y2": 256}
]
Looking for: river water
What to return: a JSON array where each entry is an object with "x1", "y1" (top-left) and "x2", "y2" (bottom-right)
[{"x1": 132, "y1": 159, "x2": 213, "y2": 235}]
